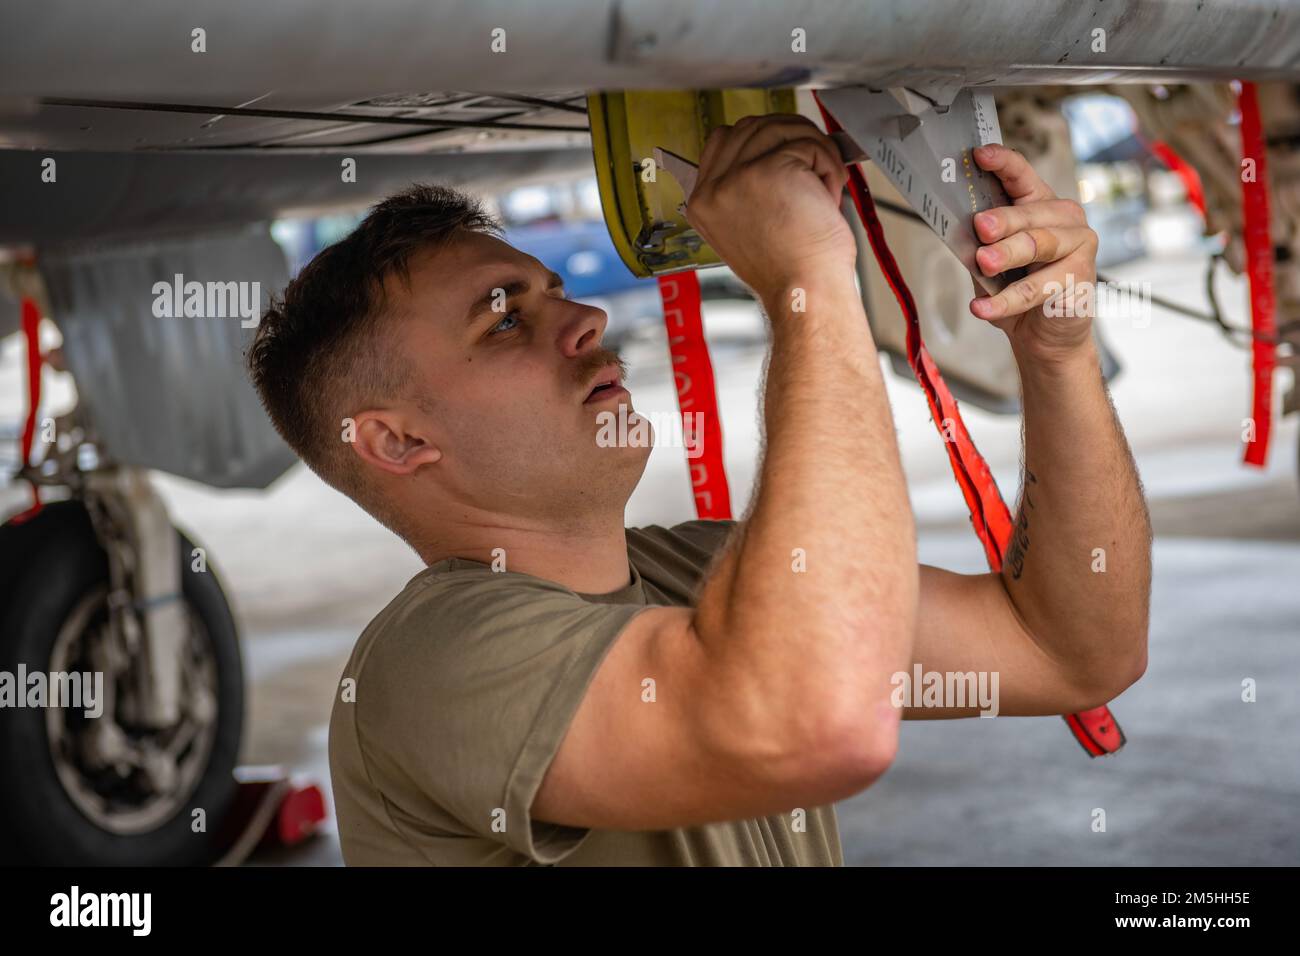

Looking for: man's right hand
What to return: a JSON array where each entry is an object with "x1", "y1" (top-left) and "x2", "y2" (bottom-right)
[{"x1": 683, "y1": 113, "x2": 857, "y2": 303}]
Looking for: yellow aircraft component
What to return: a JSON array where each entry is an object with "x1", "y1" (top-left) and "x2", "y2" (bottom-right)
[{"x1": 587, "y1": 88, "x2": 797, "y2": 277}]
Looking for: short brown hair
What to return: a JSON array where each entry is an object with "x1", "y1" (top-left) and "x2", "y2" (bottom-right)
[{"x1": 247, "y1": 183, "x2": 502, "y2": 532}]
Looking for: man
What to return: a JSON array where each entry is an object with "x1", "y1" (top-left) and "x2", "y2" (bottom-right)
[{"x1": 247, "y1": 113, "x2": 1151, "y2": 866}]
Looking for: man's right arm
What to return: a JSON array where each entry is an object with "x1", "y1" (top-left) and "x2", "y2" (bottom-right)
[{"x1": 533, "y1": 115, "x2": 918, "y2": 831}]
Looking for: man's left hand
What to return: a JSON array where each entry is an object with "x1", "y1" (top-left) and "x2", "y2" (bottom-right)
[{"x1": 968, "y1": 143, "x2": 1099, "y2": 365}]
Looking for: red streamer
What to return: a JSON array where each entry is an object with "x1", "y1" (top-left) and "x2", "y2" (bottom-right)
[
  {"x1": 1237, "y1": 81, "x2": 1276, "y2": 469},
  {"x1": 657, "y1": 270, "x2": 732, "y2": 519}
]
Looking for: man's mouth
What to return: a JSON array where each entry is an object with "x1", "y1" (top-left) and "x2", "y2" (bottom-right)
[
  {"x1": 583, "y1": 365, "x2": 627, "y2": 404},
  {"x1": 584, "y1": 382, "x2": 628, "y2": 404}
]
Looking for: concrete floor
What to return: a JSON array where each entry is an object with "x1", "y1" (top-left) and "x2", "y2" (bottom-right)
[{"x1": 9, "y1": 249, "x2": 1294, "y2": 865}]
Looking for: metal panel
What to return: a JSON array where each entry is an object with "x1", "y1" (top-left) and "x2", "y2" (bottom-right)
[
  {"x1": 1, "y1": 0, "x2": 1297, "y2": 102},
  {"x1": 38, "y1": 228, "x2": 296, "y2": 488},
  {"x1": 0, "y1": 91, "x2": 591, "y2": 154}
]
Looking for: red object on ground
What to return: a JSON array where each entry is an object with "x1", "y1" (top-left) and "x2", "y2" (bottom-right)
[
  {"x1": 1236, "y1": 80, "x2": 1277, "y2": 469},
  {"x1": 274, "y1": 782, "x2": 327, "y2": 846},
  {"x1": 813, "y1": 91, "x2": 1124, "y2": 756},
  {"x1": 657, "y1": 270, "x2": 733, "y2": 519},
  {"x1": 213, "y1": 768, "x2": 327, "y2": 864}
]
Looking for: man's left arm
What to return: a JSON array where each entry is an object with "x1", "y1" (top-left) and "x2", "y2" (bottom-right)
[
  {"x1": 997, "y1": 333, "x2": 1152, "y2": 699},
  {"x1": 902, "y1": 143, "x2": 1151, "y2": 719}
]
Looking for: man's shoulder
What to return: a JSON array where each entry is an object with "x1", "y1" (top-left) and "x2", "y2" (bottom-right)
[
  {"x1": 331, "y1": 561, "x2": 635, "y2": 759},
  {"x1": 340, "y1": 522, "x2": 737, "y2": 693},
  {"x1": 329, "y1": 559, "x2": 652, "y2": 861},
  {"x1": 347, "y1": 565, "x2": 585, "y2": 675}
]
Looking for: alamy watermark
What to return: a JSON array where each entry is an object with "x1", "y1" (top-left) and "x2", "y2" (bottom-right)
[
  {"x1": 0, "y1": 665, "x2": 103, "y2": 718},
  {"x1": 50, "y1": 885, "x2": 150, "y2": 936},
  {"x1": 1042, "y1": 273, "x2": 1153, "y2": 327},
  {"x1": 151, "y1": 273, "x2": 261, "y2": 328},
  {"x1": 890, "y1": 664, "x2": 1000, "y2": 717},
  {"x1": 595, "y1": 403, "x2": 704, "y2": 459}
]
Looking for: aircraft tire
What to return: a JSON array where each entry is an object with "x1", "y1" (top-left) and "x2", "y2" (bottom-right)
[{"x1": 0, "y1": 499, "x2": 243, "y2": 865}]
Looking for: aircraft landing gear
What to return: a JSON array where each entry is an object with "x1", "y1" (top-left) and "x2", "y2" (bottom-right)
[{"x1": 0, "y1": 432, "x2": 244, "y2": 866}]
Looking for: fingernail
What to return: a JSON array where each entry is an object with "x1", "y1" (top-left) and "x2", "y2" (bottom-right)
[{"x1": 975, "y1": 211, "x2": 995, "y2": 231}]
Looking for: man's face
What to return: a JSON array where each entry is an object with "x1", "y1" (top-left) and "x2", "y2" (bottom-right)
[{"x1": 389, "y1": 231, "x2": 653, "y2": 524}]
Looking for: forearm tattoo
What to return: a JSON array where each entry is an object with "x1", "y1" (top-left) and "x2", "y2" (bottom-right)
[{"x1": 1005, "y1": 468, "x2": 1037, "y2": 580}]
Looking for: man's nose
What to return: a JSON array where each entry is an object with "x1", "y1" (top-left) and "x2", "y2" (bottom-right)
[{"x1": 559, "y1": 299, "x2": 610, "y2": 356}]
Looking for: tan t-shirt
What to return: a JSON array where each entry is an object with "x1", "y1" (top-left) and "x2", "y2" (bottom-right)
[{"x1": 328, "y1": 518, "x2": 843, "y2": 866}]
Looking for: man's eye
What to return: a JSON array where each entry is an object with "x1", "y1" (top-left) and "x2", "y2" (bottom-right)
[{"x1": 489, "y1": 311, "x2": 521, "y2": 335}]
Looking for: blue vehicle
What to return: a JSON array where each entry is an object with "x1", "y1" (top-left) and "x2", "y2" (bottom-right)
[{"x1": 505, "y1": 219, "x2": 645, "y2": 300}]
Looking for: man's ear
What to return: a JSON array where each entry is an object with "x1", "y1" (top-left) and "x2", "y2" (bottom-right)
[{"x1": 347, "y1": 409, "x2": 442, "y2": 476}]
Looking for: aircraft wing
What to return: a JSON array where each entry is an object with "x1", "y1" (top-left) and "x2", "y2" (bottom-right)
[{"x1": 2, "y1": 0, "x2": 1299, "y2": 113}]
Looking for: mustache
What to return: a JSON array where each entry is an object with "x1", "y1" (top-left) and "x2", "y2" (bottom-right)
[{"x1": 576, "y1": 349, "x2": 626, "y2": 387}]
